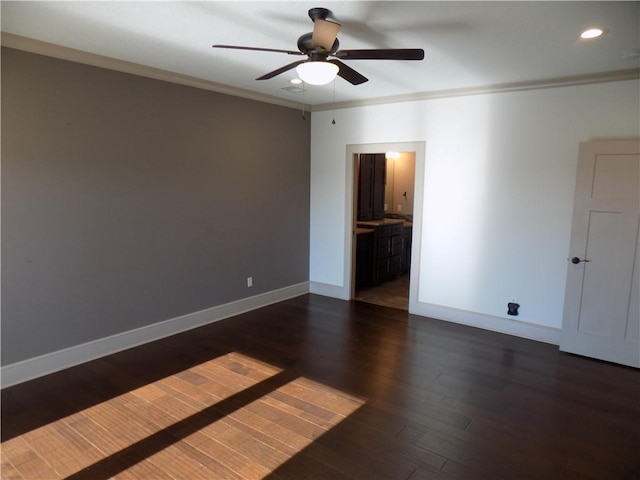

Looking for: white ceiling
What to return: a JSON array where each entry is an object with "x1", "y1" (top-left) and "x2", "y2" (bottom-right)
[{"x1": 2, "y1": 1, "x2": 639, "y2": 108}]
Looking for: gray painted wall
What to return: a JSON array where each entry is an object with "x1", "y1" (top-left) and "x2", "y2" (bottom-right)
[{"x1": 1, "y1": 48, "x2": 311, "y2": 365}]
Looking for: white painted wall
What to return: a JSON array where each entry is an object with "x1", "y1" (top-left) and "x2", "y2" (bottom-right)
[{"x1": 309, "y1": 79, "x2": 640, "y2": 342}]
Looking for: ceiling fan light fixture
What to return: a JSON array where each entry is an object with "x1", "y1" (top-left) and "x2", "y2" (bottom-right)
[{"x1": 296, "y1": 61, "x2": 339, "y2": 85}]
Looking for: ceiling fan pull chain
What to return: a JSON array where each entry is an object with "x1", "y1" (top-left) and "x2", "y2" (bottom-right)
[
  {"x1": 332, "y1": 78, "x2": 336, "y2": 125},
  {"x1": 301, "y1": 88, "x2": 306, "y2": 120}
]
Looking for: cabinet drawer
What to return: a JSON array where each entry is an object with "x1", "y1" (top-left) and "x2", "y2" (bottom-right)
[
  {"x1": 377, "y1": 225, "x2": 392, "y2": 237},
  {"x1": 376, "y1": 233, "x2": 403, "y2": 257},
  {"x1": 391, "y1": 223, "x2": 404, "y2": 235}
]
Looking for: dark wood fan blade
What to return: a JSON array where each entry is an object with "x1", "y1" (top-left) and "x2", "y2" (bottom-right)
[
  {"x1": 256, "y1": 60, "x2": 307, "y2": 80},
  {"x1": 213, "y1": 44, "x2": 304, "y2": 56},
  {"x1": 334, "y1": 49, "x2": 425, "y2": 60},
  {"x1": 328, "y1": 59, "x2": 368, "y2": 85}
]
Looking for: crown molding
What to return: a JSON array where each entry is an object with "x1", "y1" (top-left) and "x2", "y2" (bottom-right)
[
  {"x1": 1, "y1": 32, "x2": 302, "y2": 111},
  {"x1": 3, "y1": 32, "x2": 638, "y2": 113},
  {"x1": 311, "y1": 68, "x2": 640, "y2": 111}
]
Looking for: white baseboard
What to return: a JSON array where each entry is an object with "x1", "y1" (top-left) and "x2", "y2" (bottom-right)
[
  {"x1": 1, "y1": 282, "x2": 309, "y2": 389},
  {"x1": 309, "y1": 282, "x2": 560, "y2": 344},
  {"x1": 309, "y1": 281, "x2": 349, "y2": 300},
  {"x1": 410, "y1": 301, "x2": 561, "y2": 345}
]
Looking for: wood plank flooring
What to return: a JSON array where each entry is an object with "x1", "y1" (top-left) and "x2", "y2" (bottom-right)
[{"x1": 2, "y1": 294, "x2": 639, "y2": 479}]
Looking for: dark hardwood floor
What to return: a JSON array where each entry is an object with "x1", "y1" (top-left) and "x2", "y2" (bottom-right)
[{"x1": 2, "y1": 294, "x2": 639, "y2": 479}]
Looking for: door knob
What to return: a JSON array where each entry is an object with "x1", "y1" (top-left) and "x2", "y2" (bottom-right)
[{"x1": 570, "y1": 257, "x2": 590, "y2": 264}]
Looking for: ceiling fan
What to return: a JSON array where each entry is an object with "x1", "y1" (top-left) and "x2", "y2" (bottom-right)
[{"x1": 212, "y1": 7, "x2": 425, "y2": 86}]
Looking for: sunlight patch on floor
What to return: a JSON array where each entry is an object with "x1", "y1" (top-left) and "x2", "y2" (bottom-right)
[{"x1": 1, "y1": 352, "x2": 365, "y2": 479}]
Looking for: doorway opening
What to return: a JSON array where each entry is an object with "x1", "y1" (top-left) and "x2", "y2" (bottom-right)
[
  {"x1": 345, "y1": 141, "x2": 425, "y2": 312},
  {"x1": 353, "y1": 152, "x2": 415, "y2": 310}
]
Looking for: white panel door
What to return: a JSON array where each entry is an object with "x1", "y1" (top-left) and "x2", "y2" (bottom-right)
[{"x1": 561, "y1": 139, "x2": 640, "y2": 367}]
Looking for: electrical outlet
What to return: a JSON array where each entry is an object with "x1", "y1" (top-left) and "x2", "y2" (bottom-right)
[
  {"x1": 507, "y1": 301, "x2": 520, "y2": 316},
  {"x1": 247, "y1": 276, "x2": 253, "y2": 288}
]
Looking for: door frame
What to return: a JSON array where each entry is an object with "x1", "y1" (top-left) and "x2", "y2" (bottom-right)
[{"x1": 344, "y1": 141, "x2": 426, "y2": 312}]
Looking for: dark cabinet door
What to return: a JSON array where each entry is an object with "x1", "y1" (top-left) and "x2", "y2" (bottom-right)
[
  {"x1": 401, "y1": 226, "x2": 412, "y2": 273},
  {"x1": 358, "y1": 155, "x2": 374, "y2": 220},
  {"x1": 372, "y1": 154, "x2": 386, "y2": 220},
  {"x1": 356, "y1": 231, "x2": 374, "y2": 287},
  {"x1": 357, "y1": 153, "x2": 386, "y2": 221}
]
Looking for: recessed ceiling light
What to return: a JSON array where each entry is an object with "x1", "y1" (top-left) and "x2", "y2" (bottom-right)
[
  {"x1": 290, "y1": 78, "x2": 303, "y2": 85},
  {"x1": 580, "y1": 28, "x2": 604, "y2": 39}
]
